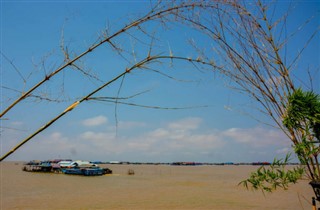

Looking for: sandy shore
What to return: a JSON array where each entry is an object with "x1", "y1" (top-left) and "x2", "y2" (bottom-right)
[{"x1": 0, "y1": 162, "x2": 315, "y2": 209}]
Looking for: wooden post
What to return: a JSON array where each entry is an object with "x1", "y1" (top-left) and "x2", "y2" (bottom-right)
[{"x1": 312, "y1": 197, "x2": 316, "y2": 210}]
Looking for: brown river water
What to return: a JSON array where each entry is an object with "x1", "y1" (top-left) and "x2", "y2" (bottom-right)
[{"x1": 0, "y1": 162, "x2": 315, "y2": 209}]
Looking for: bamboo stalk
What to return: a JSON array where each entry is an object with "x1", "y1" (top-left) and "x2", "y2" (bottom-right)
[
  {"x1": 0, "y1": 55, "x2": 218, "y2": 161},
  {"x1": 0, "y1": 2, "x2": 208, "y2": 119},
  {"x1": 0, "y1": 69, "x2": 127, "y2": 161}
]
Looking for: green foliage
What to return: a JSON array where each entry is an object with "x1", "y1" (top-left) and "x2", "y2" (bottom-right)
[
  {"x1": 239, "y1": 154, "x2": 305, "y2": 192},
  {"x1": 283, "y1": 88, "x2": 320, "y2": 180},
  {"x1": 241, "y1": 88, "x2": 320, "y2": 192},
  {"x1": 283, "y1": 88, "x2": 320, "y2": 140}
]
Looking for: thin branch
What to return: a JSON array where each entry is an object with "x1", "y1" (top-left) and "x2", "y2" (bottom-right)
[
  {"x1": 91, "y1": 98, "x2": 209, "y2": 110},
  {"x1": 114, "y1": 73, "x2": 127, "y2": 136},
  {"x1": 1, "y1": 52, "x2": 26, "y2": 83}
]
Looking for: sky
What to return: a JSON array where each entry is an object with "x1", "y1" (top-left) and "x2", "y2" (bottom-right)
[{"x1": 1, "y1": 1, "x2": 319, "y2": 163}]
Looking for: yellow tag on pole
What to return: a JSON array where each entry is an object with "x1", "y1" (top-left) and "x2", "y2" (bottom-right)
[{"x1": 64, "y1": 101, "x2": 80, "y2": 112}]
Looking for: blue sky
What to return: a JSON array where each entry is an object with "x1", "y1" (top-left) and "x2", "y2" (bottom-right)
[{"x1": 1, "y1": 1, "x2": 319, "y2": 162}]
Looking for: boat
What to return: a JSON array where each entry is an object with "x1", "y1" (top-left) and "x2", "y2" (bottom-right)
[
  {"x1": 62, "y1": 167, "x2": 111, "y2": 176},
  {"x1": 22, "y1": 160, "x2": 53, "y2": 172}
]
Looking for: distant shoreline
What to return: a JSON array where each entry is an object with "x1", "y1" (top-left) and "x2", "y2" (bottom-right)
[{"x1": 1, "y1": 160, "x2": 301, "y2": 166}]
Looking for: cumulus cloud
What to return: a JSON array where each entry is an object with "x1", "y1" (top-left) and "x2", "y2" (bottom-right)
[
  {"x1": 132, "y1": 118, "x2": 224, "y2": 153},
  {"x1": 81, "y1": 115, "x2": 108, "y2": 127},
  {"x1": 222, "y1": 127, "x2": 288, "y2": 147},
  {"x1": 168, "y1": 117, "x2": 202, "y2": 130},
  {"x1": 74, "y1": 117, "x2": 224, "y2": 159},
  {"x1": 5, "y1": 117, "x2": 292, "y2": 162},
  {"x1": 118, "y1": 121, "x2": 146, "y2": 129},
  {"x1": 73, "y1": 117, "x2": 290, "y2": 161},
  {"x1": 6, "y1": 132, "x2": 76, "y2": 160},
  {"x1": 148, "y1": 128, "x2": 170, "y2": 139}
]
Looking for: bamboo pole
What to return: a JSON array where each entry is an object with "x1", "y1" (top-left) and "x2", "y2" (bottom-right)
[
  {"x1": 0, "y1": 55, "x2": 217, "y2": 161},
  {"x1": 0, "y1": 2, "x2": 207, "y2": 119},
  {"x1": 0, "y1": 70, "x2": 127, "y2": 162}
]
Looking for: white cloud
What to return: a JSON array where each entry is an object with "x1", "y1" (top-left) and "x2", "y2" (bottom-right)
[
  {"x1": 73, "y1": 117, "x2": 225, "y2": 159},
  {"x1": 118, "y1": 121, "x2": 146, "y2": 129},
  {"x1": 3, "y1": 117, "x2": 293, "y2": 162},
  {"x1": 140, "y1": 117, "x2": 225, "y2": 153},
  {"x1": 222, "y1": 127, "x2": 289, "y2": 147},
  {"x1": 6, "y1": 132, "x2": 76, "y2": 160},
  {"x1": 168, "y1": 117, "x2": 202, "y2": 130},
  {"x1": 81, "y1": 115, "x2": 108, "y2": 127},
  {"x1": 81, "y1": 131, "x2": 112, "y2": 141},
  {"x1": 73, "y1": 118, "x2": 291, "y2": 161},
  {"x1": 148, "y1": 128, "x2": 170, "y2": 138}
]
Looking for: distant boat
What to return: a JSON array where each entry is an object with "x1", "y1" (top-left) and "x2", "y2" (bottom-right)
[
  {"x1": 57, "y1": 160, "x2": 73, "y2": 167},
  {"x1": 109, "y1": 161, "x2": 121, "y2": 164},
  {"x1": 59, "y1": 160, "x2": 97, "y2": 168}
]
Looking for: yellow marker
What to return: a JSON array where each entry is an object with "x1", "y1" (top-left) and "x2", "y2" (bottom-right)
[{"x1": 64, "y1": 101, "x2": 80, "y2": 112}]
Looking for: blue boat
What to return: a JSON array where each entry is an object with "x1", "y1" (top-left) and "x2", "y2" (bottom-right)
[
  {"x1": 61, "y1": 167, "x2": 112, "y2": 176},
  {"x1": 83, "y1": 168, "x2": 105, "y2": 176}
]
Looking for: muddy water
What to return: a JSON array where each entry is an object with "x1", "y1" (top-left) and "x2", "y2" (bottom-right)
[{"x1": 0, "y1": 162, "x2": 314, "y2": 209}]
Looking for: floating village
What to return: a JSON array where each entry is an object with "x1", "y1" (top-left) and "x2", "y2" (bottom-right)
[{"x1": 22, "y1": 159, "x2": 113, "y2": 176}]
